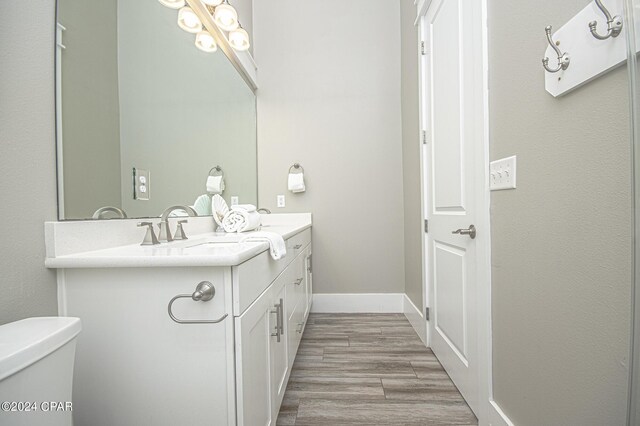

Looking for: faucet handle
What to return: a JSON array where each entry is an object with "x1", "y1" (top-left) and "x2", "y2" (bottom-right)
[
  {"x1": 174, "y1": 220, "x2": 188, "y2": 240},
  {"x1": 137, "y1": 222, "x2": 160, "y2": 246}
]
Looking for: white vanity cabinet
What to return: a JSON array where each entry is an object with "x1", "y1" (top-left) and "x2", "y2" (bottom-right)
[
  {"x1": 50, "y1": 221, "x2": 312, "y2": 426},
  {"x1": 235, "y1": 234, "x2": 312, "y2": 425}
]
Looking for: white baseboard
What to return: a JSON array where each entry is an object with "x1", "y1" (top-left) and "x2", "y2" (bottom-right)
[
  {"x1": 311, "y1": 293, "x2": 404, "y2": 313},
  {"x1": 403, "y1": 294, "x2": 427, "y2": 346},
  {"x1": 489, "y1": 400, "x2": 514, "y2": 426}
]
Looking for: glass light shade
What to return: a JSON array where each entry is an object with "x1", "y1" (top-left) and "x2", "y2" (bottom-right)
[
  {"x1": 195, "y1": 30, "x2": 217, "y2": 52},
  {"x1": 214, "y1": 4, "x2": 239, "y2": 31},
  {"x1": 177, "y1": 7, "x2": 202, "y2": 33},
  {"x1": 158, "y1": 0, "x2": 186, "y2": 9},
  {"x1": 229, "y1": 27, "x2": 250, "y2": 51},
  {"x1": 201, "y1": 0, "x2": 223, "y2": 5}
]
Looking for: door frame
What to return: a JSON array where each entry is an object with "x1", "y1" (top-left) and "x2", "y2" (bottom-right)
[{"x1": 415, "y1": 0, "x2": 493, "y2": 423}]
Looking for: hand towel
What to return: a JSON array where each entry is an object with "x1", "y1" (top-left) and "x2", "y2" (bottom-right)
[
  {"x1": 193, "y1": 194, "x2": 213, "y2": 216},
  {"x1": 212, "y1": 194, "x2": 229, "y2": 227},
  {"x1": 206, "y1": 175, "x2": 225, "y2": 194},
  {"x1": 240, "y1": 232, "x2": 287, "y2": 260},
  {"x1": 222, "y1": 206, "x2": 261, "y2": 233},
  {"x1": 288, "y1": 173, "x2": 305, "y2": 193}
]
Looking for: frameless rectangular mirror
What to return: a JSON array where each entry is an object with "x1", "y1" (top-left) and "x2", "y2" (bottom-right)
[{"x1": 55, "y1": 0, "x2": 257, "y2": 220}]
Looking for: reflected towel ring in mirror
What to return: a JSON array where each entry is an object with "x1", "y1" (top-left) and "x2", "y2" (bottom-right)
[
  {"x1": 209, "y1": 165, "x2": 224, "y2": 178},
  {"x1": 289, "y1": 163, "x2": 304, "y2": 174},
  {"x1": 589, "y1": 0, "x2": 623, "y2": 40},
  {"x1": 542, "y1": 26, "x2": 570, "y2": 73}
]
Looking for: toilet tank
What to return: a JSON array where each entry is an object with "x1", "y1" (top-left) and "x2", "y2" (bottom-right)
[{"x1": 0, "y1": 317, "x2": 81, "y2": 426}]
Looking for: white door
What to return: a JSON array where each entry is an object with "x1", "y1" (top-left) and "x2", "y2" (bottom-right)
[{"x1": 422, "y1": 0, "x2": 485, "y2": 415}]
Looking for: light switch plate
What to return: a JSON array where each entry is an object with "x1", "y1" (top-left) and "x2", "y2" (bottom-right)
[
  {"x1": 133, "y1": 168, "x2": 150, "y2": 200},
  {"x1": 230, "y1": 196, "x2": 239, "y2": 206},
  {"x1": 490, "y1": 156, "x2": 516, "y2": 191},
  {"x1": 277, "y1": 195, "x2": 285, "y2": 208}
]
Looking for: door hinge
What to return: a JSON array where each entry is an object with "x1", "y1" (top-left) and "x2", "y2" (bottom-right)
[
  {"x1": 424, "y1": 219, "x2": 428, "y2": 233},
  {"x1": 425, "y1": 307, "x2": 430, "y2": 321},
  {"x1": 420, "y1": 41, "x2": 427, "y2": 55},
  {"x1": 422, "y1": 130, "x2": 428, "y2": 145}
]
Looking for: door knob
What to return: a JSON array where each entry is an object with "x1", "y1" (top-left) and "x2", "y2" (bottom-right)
[{"x1": 452, "y1": 225, "x2": 476, "y2": 239}]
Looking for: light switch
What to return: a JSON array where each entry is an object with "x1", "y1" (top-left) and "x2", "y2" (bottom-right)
[
  {"x1": 490, "y1": 156, "x2": 516, "y2": 191},
  {"x1": 230, "y1": 196, "x2": 239, "y2": 206},
  {"x1": 277, "y1": 195, "x2": 285, "y2": 208}
]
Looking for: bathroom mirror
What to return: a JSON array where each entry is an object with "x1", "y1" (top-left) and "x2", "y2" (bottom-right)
[{"x1": 55, "y1": 0, "x2": 257, "y2": 220}]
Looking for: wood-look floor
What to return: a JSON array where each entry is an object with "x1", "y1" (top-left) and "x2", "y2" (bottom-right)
[{"x1": 276, "y1": 313, "x2": 477, "y2": 425}]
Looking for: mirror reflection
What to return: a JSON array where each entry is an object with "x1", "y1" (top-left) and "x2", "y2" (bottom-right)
[{"x1": 56, "y1": 0, "x2": 257, "y2": 220}]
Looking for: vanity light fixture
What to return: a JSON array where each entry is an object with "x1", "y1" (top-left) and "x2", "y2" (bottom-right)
[
  {"x1": 213, "y1": 1, "x2": 239, "y2": 32},
  {"x1": 229, "y1": 24, "x2": 250, "y2": 51},
  {"x1": 177, "y1": 6, "x2": 202, "y2": 33},
  {"x1": 201, "y1": 0, "x2": 223, "y2": 6},
  {"x1": 158, "y1": 0, "x2": 186, "y2": 9},
  {"x1": 195, "y1": 30, "x2": 217, "y2": 52}
]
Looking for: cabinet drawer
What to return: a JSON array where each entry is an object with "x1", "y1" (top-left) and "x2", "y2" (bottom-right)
[{"x1": 232, "y1": 229, "x2": 311, "y2": 316}]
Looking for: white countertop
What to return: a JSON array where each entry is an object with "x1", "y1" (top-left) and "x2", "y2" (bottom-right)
[{"x1": 45, "y1": 214, "x2": 311, "y2": 269}]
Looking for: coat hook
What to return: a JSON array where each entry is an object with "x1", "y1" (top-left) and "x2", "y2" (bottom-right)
[
  {"x1": 542, "y1": 26, "x2": 570, "y2": 73},
  {"x1": 589, "y1": 0, "x2": 622, "y2": 40}
]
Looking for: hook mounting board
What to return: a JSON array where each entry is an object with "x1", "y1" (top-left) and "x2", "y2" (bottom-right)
[{"x1": 544, "y1": 0, "x2": 630, "y2": 97}]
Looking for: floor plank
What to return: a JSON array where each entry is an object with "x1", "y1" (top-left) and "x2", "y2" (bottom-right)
[{"x1": 277, "y1": 313, "x2": 477, "y2": 425}]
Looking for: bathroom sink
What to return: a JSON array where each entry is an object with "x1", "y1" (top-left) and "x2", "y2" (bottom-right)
[{"x1": 184, "y1": 241, "x2": 241, "y2": 249}]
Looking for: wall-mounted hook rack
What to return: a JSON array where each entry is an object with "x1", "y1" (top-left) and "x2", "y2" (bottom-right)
[
  {"x1": 542, "y1": 0, "x2": 628, "y2": 97},
  {"x1": 588, "y1": 0, "x2": 622, "y2": 40},
  {"x1": 542, "y1": 26, "x2": 570, "y2": 73}
]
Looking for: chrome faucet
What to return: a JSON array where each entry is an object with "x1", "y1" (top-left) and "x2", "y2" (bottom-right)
[
  {"x1": 92, "y1": 206, "x2": 127, "y2": 219},
  {"x1": 158, "y1": 205, "x2": 198, "y2": 243}
]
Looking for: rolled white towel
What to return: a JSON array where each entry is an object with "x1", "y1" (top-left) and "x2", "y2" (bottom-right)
[
  {"x1": 240, "y1": 232, "x2": 287, "y2": 260},
  {"x1": 288, "y1": 173, "x2": 305, "y2": 193},
  {"x1": 222, "y1": 209, "x2": 261, "y2": 233},
  {"x1": 206, "y1": 175, "x2": 225, "y2": 194}
]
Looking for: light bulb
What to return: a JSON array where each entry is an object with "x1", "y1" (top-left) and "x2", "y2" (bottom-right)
[
  {"x1": 229, "y1": 27, "x2": 250, "y2": 51},
  {"x1": 177, "y1": 7, "x2": 202, "y2": 33},
  {"x1": 158, "y1": 0, "x2": 185, "y2": 9},
  {"x1": 214, "y1": 4, "x2": 239, "y2": 31},
  {"x1": 201, "y1": 0, "x2": 223, "y2": 5},
  {"x1": 195, "y1": 30, "x2": 217, "y2": 52}
]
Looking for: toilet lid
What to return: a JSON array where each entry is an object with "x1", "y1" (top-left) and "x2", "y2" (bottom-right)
[{"x1": 0, "y1": 317, "x2": 81, "y2": 381}]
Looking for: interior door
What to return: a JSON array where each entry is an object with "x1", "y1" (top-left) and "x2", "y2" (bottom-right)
[{"x1": 423, "y1": 0, "x2": 482, "y2": 415}]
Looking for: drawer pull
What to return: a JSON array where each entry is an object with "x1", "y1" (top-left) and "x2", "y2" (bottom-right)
[
  {"x1": 293, "y1": 244, "x2": 302, "y2": 249},
  {"x1": 270, "y1": 299, "x2": 284, "y2": 342},
  {"x1": 168, "y1": 281, "x2": 228, "y2": 325},
  {"x1": 294, "y1": 278, "x2": 304, "y2": 285}
]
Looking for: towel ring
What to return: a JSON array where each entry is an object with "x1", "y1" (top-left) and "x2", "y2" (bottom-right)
[
  {"x1": 209, "y1": 165, "x2": 224, "y2": 178},
  {"x1": 289, "y1": 163, "x2": 304, "y2": 174}
]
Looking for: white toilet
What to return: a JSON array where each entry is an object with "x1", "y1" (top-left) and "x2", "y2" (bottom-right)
[{"x1": 0, "y1": 317, "x2": 81, "y2": 426}]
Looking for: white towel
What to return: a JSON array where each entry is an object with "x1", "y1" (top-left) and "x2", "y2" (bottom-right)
[
  {"x1": 240, "y1": 232, "x2": 287, "y2": 260},
  {"x1": 206, "y1": 175, "x2": 225, "y2": 194},
  {"x1": 222, "y1": 205, "x2": 261, "y2": 233},
  {"x1": 288, "y1": 173, "x2": 305, "y2": 193}
]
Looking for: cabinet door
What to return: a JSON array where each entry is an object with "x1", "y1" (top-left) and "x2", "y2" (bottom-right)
[
  {"x1": 270, "y1": 280, "x2": 288, "y2": 417},
  {"x1": 304, "y1": 248, "x2": 313, "y2": 319},
  {"x1": 235, "y1": 286, "x2": 273, "y2": 426}
]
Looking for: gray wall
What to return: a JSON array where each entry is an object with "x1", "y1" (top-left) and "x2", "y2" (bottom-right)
[
  {"x1": 400, "y1": 0, "x2": 423, "y2": 311},
  {"x1": 118, "y1": 0, "x2": 257, "y2": 217},
  {"x1": 489, "y1": 0, "x2": 632, "y2": 424},
  {"x1": 253, "y1": 0, "x2": 406, "y2": 295},
  {"x1": 0, "y1": 0, "x2": 58, "y2": 324},
  {"x1": 59, "y1": 0, "x2": 122, "y2": 219}
]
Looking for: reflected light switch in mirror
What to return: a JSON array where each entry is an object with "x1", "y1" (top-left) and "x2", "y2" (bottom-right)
[
  {"x1": 133, "y1": 168, "x2": 150, "y2": 200},
  {"x1": 231, "y1": 196, "x2": 239, "y2": 206}
]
